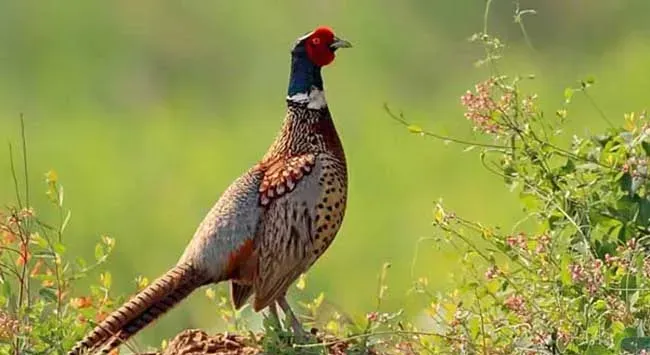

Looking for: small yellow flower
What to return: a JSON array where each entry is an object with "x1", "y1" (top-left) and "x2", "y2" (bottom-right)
[
  {"x1": 296, "y1": 274, "x2": 307, "y2": 290},
  {"x1": 45, "y1": 170, "x2": 58, "y2": 184}
]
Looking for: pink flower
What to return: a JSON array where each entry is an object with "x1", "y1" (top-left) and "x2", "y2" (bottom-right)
[
  {"x1": 569, "y1": 260, "x2": 604, "y2": 295},
  {"x1": 532, "y1": 332, "x2": 548, "y2": 345},
  {"x1": 622, "y1": 163, "x2": 630, "y2": 173},
  {"x1": 535, "y1": 234, "x2": 551, "y2": 254},
  {"x1": 606, "y1": 295, "x2": 631, "y2": 322},
  {"x1": 644, "y1": 258, "x2": 650, "y2": 278},
  {"x1": 556, "y1": 330, "x2": 571, "y2": 344},
  {"x1": 485, "y1": 265, "x2": 499, "y2": 280},
  {"x1": 506, "y1": 232, "x2": 527, "y2": 250},
  {"x1": 569, "y1": 263, "x2": 584, "y2": 283},
  {"x1": 504, "y1": 295, "x2": 526, "y2": 315},
  {"x1": 460, "y1": 79, "x2": 505, "y2": 134},
  {"x1": 366, "y1": 312, "x2": 378, "y2": 322}
]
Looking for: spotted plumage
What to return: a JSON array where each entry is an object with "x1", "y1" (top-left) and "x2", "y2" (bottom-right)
[
  {"x1": 251, "y1": 102, "x2": 347, "y2": 310},
  {"x1": 257, "y1": 153, "x2": 316, "y2": 206},
  {"x1": 69, "y1": 26, "x2": 351, "y2": 354}
]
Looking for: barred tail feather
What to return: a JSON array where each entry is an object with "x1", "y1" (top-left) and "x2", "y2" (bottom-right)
[{"x1": 68, "y1": 262, "x2": 207, "y2": 355}]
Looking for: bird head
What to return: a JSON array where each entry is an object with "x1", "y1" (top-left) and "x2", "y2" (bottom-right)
[
  {"x1": 287, "y1": 26, "x2": 351, "y2": 100},
  {"x1": 293, "y1": 26, "x2": 352, "y2": 67}
]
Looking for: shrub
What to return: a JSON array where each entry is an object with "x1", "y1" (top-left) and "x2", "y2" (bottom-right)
[
  {"x1": 389, "y1": 6, "x2": 650, "y2": 353},
  {"x1": 0, "y1": 124, "x2": 118, "y2": 355}
]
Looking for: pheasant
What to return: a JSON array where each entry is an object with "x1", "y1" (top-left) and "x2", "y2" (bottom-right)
[{"x1": 69, "y1": 26, "x2": 351, "y2": 355}]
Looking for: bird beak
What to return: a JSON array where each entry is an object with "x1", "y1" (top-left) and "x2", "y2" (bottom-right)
[{"x1": 330, "y1": 36, "x2": 352, "y2": 50}]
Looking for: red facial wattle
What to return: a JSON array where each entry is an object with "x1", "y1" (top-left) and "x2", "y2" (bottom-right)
[{"x1": 305, "y1": 26, "x2": 336, "y2": 67}]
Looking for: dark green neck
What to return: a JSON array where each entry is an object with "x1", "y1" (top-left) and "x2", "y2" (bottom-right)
[{"x1": 287, "y1": 47, "x2": 323, "y2": 97}]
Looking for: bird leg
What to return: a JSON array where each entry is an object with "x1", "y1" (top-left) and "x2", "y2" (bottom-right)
[
  {"x1": 266, "y1": 302, "x2": 282, "y2": 330},
  {"x1": 277, "y1": 295, "x2": 307, "y2": 340}
]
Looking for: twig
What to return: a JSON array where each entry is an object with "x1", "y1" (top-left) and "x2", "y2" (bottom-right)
[
  {"x1": 474, "y1": 288, "x2": 488, "y2": 355},
  {"x1": 514, "y1": 1, "x2": 536, "y2": 51},
  {"x1": 581, "y1": 90, "x2": 614, "y2": 129},
  {"x1": 385, "y1": 104, "x2": 509, "y2": 150},
  {"x1": 20, "y1": 115, "x2": 29, "y2": 208},
  {"x1": 8, "y1": 144, "x2": 22, "y2": 209}
]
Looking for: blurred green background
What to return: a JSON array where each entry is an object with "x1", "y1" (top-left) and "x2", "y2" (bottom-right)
[{"x1": 2, "y1": 0, "x2": 650, "y2": 347}]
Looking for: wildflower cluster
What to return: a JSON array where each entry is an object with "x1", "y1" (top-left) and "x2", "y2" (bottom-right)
[
  {"x1": 460, "y1": 79, "x2": 505, "y2": 134},
  {"x1": 0, "y1": 311, "x2": 21, "y2": 341},
  {"x1": 414, "y1": 70, "x2": 650, "y2": 354},
  {"x1": 394, "y1": 57, "x2": 650, "y2": 354},
  {"x1": 568, "y1": 259, "x2": 604, "y2": 296}
]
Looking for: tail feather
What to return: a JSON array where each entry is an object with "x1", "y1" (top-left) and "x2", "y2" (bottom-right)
[
  {"x1": 231, "y1": 282, "x2": 253, "y2": 310},
  {"x1": 68, "y1": 262, "x2": 207, "y2": 355}
]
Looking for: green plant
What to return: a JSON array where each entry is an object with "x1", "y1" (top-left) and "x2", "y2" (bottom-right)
[
  {"x1": 420, "y1": 80, "x2": 650, "y2": 354},
  {"x1": 0, "y1": 121, "x2": 118, "y2": 355},
  {"x1": 386, "y1": 3, "x2": 650, "y2": 353}
]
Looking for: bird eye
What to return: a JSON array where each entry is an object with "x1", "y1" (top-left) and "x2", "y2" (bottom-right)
[{"x1": 312, "y1": 37, "x2": 321, "y2": 45}]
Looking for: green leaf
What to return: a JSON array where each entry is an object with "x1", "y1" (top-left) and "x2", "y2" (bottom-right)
[
  {"x1": 58, "y1": 185, "x2": 65, "y2": 206},
  {"x1": 621, "y1": 337, "x2": 650, "y2": 352},
  {"x1": 613, "y1": 323, "x2": 634, "y2": 347},
  {"x1": 621, "y1": 273, "x2": 638, "y2": 292},
  {"x1": 33, "y1": 233, "x2": 48, "y2": 249},
  {"x1": 584, "y1": 344, "x2": 612, "y2": 355},
  {"x1": 1, "y1": 280, "x2": 11, "y2": 304},
  {"x1": 559, "y1": 158, "x2": 576, "y2": 174},
  {"x1": 576, "y1": 163, "x2": 600, "y2": 171},
  {"x1": 581, "y1": 76, "x2": 596, "y2": 89},
  {"x1": 619, "y1": 172, "x2": 633, "y2": 195},
  {"x1": 641, "y1": 141, "x2": 650, "y2": 156},
  {"x1": 407, "y1": 124, "x2": 423, "y2": 134},
  {"x1": 94, "y1": 243, "x2": 104, "y2": 261},
  {"x1": 38, "y1": 287, "x2": 58, "y2": 303},
  {"x1": 101, "y1": 272, "x2": 112, "y2": 289},
  {"x1": 75, "y1": 256, "x2": 87, "y2": 270},
  {"x1": 519, "y1": 192, "x2": 539, "y2": 211},
  {"x1": 593, "y1": 299, "x2": 607, "y2": 312},
  {"x1": 637, "y1": 197, "x2": 650, "y2": 227},
  {"x1": 32, "y1": 251, "x2": 55, "y2": 259},
  {"x1": 564, "y1": 87, "x2": 574, "y2": 103},
  {"x1": 53, "y1": 242, "x2": 66, "y2": 255},
  {"x1": 61, "y1": 210, "x2": 72, "y2": 233},
  {"x1": 628, "y1": 290, "x2": 640, "y2": 309}
]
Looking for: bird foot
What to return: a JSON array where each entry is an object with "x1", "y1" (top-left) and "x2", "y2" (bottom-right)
[{"x1": 288, "y1": 321, "x2": 309, "y2": 343}]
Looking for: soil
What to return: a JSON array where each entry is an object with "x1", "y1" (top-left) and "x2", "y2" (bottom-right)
[
  {"x1": 159, "y1": 329, "x2": 260, "y2": 355},
  {"x1": 157, "y1": 329, "x2": 375, "y2": 355}
]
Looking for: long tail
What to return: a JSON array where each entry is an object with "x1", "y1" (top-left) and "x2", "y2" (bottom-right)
[{"x1": 68, "y1": 262, "x2": 208, "y2": 355}]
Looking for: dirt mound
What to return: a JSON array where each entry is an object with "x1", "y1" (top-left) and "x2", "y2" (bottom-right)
[
  {"x1": 159, "y1": 329, "x2": 370, "y2": 355},
  {"x1": 160, "y1": 330, "x2": 260, "y2": 355}
]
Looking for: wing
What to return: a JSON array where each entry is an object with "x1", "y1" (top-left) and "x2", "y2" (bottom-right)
[
  {"x1": 252, "y1": 153, "x2": 347, "y2": 311},
  {"x1": 178, "y1": 169, "x2": 264, "y2": 282},
  {"x1": 258, "y1": 153, "x2": 316, "y2": 206}
]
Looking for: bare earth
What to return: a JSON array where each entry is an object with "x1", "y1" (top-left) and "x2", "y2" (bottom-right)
[{"x1": 158, "y1": 329, "x2": 376, "y2": 355}]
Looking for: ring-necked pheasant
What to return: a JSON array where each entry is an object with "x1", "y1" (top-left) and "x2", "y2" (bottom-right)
[{"x1": 69, "y1": 26, "x2": 351, "y2": 355}]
